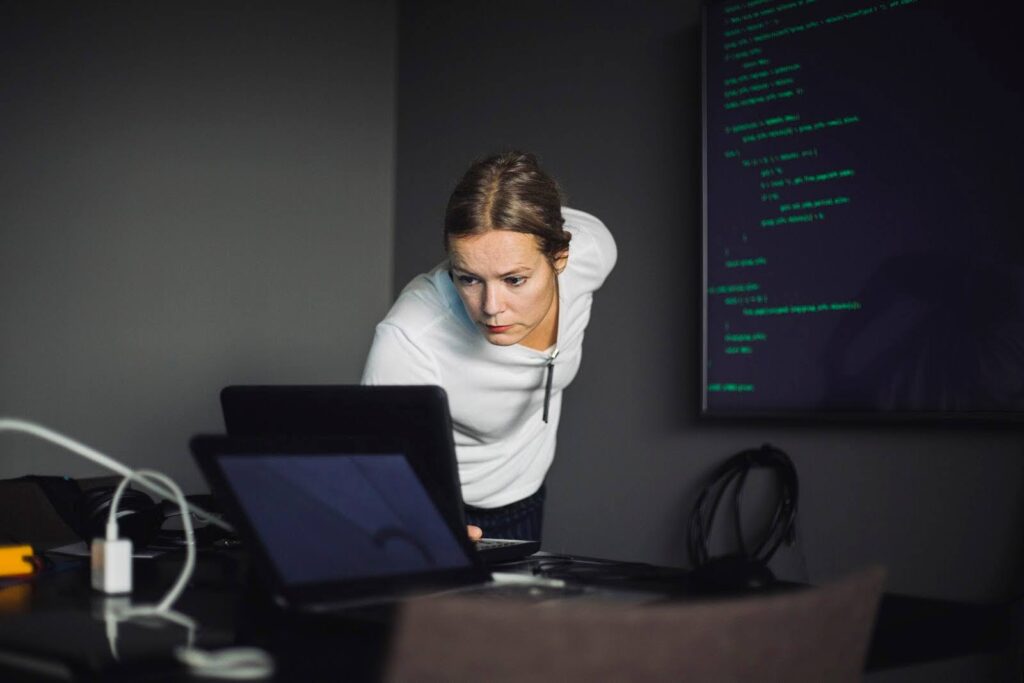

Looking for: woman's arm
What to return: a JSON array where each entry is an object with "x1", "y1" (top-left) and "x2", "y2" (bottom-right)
[{"x1": 361, "y1": 322, "x2": 442, "y2": 386}]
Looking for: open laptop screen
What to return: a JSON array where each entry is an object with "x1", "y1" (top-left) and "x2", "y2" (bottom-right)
[
  {"x1": 217, "y1": 453, "x2": 473, "y2": 586},
  {"x1": 219, "y1": 386, "x2": 467, "y2": 531}
]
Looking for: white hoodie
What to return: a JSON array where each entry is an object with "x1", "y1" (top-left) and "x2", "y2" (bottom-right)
[{"x1": 362, "y1": 208, "x2": 617, "y2": 508}]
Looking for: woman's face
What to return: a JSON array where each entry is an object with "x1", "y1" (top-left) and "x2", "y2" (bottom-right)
[{"x1": 448, "y1": 230, "x2": 567, "y2": 350}]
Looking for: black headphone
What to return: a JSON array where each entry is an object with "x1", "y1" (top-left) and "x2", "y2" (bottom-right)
[
  {"x1": 77, "y1": 485, "x2": 166, "y2": 548},
  {"x1": 687, "y1": 443, "x2": 799, "y2": 592}
]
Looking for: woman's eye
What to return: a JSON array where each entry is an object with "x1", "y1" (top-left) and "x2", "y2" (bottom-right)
[
  {"x1": 456, "y1": 275, "x2": 478, "y2": 286},
  {"x1": 506, "y1": 276, "x2": 526, "y2": 287}
]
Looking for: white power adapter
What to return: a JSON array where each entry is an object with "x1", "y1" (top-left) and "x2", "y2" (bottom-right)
[
  {"x1": 91, "y1": 478, "x2": 138, "y2": 594},
  {"x1": 91, "y1": 537, "x2": 132, "y2": 594}
]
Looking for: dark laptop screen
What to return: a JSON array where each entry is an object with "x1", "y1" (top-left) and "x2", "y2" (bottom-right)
[{"x1": 217, "y1": 453, "x2": 472, "y2": 585}]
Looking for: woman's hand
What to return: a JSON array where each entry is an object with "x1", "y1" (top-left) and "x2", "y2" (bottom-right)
[{"x1": 467, "y1": 525, "x2": 483, "y2": 542}]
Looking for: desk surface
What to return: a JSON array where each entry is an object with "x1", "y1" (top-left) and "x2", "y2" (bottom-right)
[{"x1": 0, "y1": 548, "x2": 1018, "y2": 681}]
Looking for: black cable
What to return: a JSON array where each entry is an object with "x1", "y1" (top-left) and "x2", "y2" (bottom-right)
[{"x1": 687, "y1": 443, "x2": 799, "y2": 569}]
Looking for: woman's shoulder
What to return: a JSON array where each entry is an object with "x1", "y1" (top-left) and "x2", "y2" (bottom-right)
[
  {"x1": 380, "y1": 264, "x2": 470, "y2": 339},
  {"x1": 364, "y1": 265, "x2": 472, "y2": 385},
  {"x1": 562, "y1": 207, "x2": 617, "y2": 287}
]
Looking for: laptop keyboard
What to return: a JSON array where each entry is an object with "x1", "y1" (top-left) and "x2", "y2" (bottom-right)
[{"x1": 477, "y1": 539, "x2": 525, "y2": 551}]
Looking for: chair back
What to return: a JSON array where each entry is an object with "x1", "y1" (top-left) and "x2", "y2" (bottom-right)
[{"x1": 386, "y1": 566, "x2": 885, "y2": 683}]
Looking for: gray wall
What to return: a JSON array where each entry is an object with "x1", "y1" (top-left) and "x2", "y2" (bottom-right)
[
  {"x1": 0, "y1": 2, "x2": 396, "y2": 493},
  {"x1": 395, "y1": 0, "x2": 1024, "y2": 606}
]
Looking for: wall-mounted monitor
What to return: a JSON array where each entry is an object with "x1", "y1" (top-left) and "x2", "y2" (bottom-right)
[{"x1": 702, "y1": 0, "x2": 1024, "y2": 419}]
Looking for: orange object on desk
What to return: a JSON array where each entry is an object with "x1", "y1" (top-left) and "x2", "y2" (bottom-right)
[{"x1": 0, "y1": 545, "x2": 35, "y2": 577}]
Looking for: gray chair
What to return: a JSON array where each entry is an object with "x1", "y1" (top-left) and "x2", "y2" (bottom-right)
[{"x1": 386, "y1": 566, "x2": 885, "y2": 683}]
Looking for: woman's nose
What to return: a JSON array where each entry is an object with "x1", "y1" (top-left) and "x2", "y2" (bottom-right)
[{"x1": 482, "y1": 285, "x2": 505, "y2": 317}]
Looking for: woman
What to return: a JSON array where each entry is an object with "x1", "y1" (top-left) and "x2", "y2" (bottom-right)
[{"x1": 362, "y1": 151, "x2": 616, "y2": 541}]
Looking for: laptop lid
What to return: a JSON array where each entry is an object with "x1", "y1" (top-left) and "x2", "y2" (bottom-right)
[
  {"x1": 190, "y1": 435, "x2": 490, "y2": 609},
  {"x1": 219, "y1": 385, "x2": 467, "y2": 530}
]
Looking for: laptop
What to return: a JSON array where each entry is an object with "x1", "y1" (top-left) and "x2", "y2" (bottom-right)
[
  {"x1": 189, "y1": 435, "x2": 573, "y2": 612},
  {"x1": 219, "y1": 385, "x2": 541, "y2": 562}
]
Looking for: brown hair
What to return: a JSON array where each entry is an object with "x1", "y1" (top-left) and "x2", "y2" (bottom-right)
[{"x1": 444, "y1": 151, "x2": 571, "y2": 263}]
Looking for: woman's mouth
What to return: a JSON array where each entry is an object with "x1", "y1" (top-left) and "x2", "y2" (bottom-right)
[{"x1": 485, "y1": 324, "x2": 513, "y2": 333}]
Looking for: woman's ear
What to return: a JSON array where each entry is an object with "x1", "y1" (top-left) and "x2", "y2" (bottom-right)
[{"x1": 553, "y1": 249, "x2": 569, "y2": 274}]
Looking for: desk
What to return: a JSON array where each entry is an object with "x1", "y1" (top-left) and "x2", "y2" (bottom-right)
[{"x1": 0, "y1": 548, "x2": 1019, "y2": 681}]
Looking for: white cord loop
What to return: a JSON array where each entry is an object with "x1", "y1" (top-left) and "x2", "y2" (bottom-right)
[
  {"x1": 0, "y1": 418, "x2": 232, "y2": 532},
  {"x1": 2, "y1": 417, "x2": 272, "y2": 680}
]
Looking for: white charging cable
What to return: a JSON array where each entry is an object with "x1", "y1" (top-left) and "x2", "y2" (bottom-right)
[
  {"x1": 104, "y1": 601, "x2": 274, "y2": 680},
  {"x1": 0, "y1": 418, "x2": 232, "y2": 532},
  {"x1": 104, "y1": 603, "x2": 274, "y2": 680},
  {"x1": 2, "y1": 417, "x2": 273, "y2": 680},
  {"x1": 109, "y1": 469, "x2": 195, "y2": 611}
]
